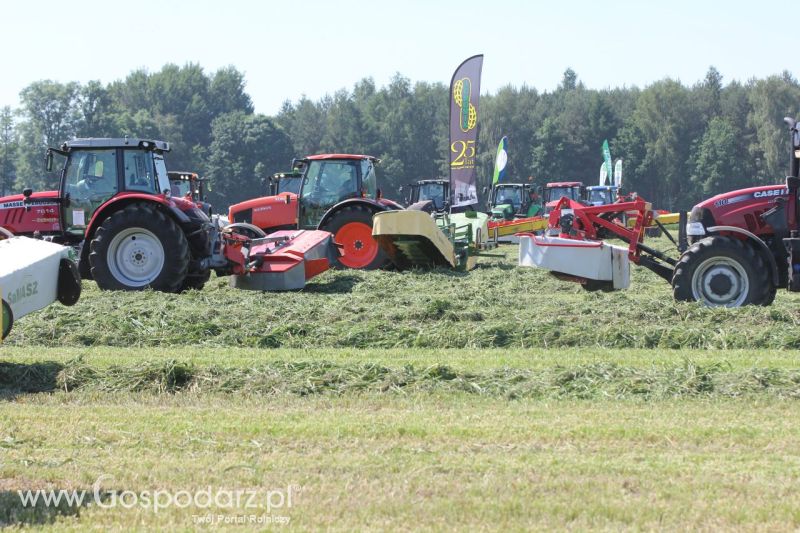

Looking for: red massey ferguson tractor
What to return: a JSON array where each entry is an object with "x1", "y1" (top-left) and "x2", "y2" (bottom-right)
[
  {"x1": 520, "y1": 116, "x2": 800, "y2": 307},
  {"x1": 0, "y1": 138, "x2": 219, "y2": 291},
  {"x1": 0, "y1": 138, "x2": 342, "y2": 293},
  {"x1": 228, "y1": 154, "x2": 403, "y2": 270}
]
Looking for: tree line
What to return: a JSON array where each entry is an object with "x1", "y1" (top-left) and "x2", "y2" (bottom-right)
[{"x1": 1, "y1": 63, "x2": 799, "y2": 210}]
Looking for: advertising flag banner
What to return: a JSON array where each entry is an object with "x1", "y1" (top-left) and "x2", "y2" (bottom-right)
[{"x1": 450, "y1": 54, "x2": 483, "y2": 208}]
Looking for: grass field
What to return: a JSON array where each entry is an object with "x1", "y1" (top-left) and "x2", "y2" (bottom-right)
[{"x1": 3, "y1": 240, "x2": 800, "y2": 530}]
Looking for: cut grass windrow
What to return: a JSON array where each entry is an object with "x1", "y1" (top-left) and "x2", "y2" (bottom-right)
[{"x1": 3, "y1": 358, "x2": 800, "y2": 399}]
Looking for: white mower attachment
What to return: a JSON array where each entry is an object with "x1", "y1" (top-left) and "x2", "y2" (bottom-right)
[
  {"x1": 519, "y1": 234, "x2": 631, "y2": 290},
  {"x1": 0, "y1": 236, "x2": 81, "y2": 340}
]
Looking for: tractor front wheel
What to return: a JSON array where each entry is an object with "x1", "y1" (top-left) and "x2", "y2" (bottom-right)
[
  {"x1": 89, "y1": 204, "x2": 190, "y2": 292},
  {"x1": 321, "y1": 205, "x2": 389, "y2": 270},
  {"x1": 672, "y1": 236, "x2": 771, "y2": 307}
]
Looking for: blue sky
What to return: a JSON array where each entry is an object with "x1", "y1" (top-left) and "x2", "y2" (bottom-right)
[{"x1": 0, "y1": 0, "x2": 794, "y2": 114}]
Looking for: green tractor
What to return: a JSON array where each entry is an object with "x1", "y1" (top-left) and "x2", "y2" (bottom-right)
[
  {"x1": 487, "y1": 183, "x2": 541, "y2": 221},
  {"x1": 267, "y1": 170, "x2": 303, "y2": 196}
]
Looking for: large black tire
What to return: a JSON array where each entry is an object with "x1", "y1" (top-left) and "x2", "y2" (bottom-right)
[
  {"x1": 320, "y1": 205, "x2": 389, "y2": 270},
  {"x1": 57, "y1": 259, "x2": 82, "y2": 306},
  {"x1": 582, "y1": 279, "x2": 614, "y2": 292},
  {"x1": 1, "y1": 299, "x2": 13, "y2": 340},
  {"x1": 89, "y1": 204, "x2": 190, "y2": 292},
  {"x1": 672, "y1": 236, "x2": 772, "y2": 307},
  {"x1": 180, "y1": 270, "x2": 211, "y2": 292}
]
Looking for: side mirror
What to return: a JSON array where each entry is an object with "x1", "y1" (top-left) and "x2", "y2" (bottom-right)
[
  {"x1": 22, "y1": 188, "x2": 33, "y2": 212},
  {"x1": 285, "y1": 194, "x2": 291, "y2": 205},
  {"x1": 45, "y1": 150, "x2": 53, "y2": 173},
  {"x1": 398, "y1": 185, "x2": 404, "y2": 193}
]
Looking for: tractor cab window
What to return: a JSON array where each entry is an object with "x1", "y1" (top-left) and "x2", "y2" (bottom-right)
[
  {"x1": 546, "y1": 186, "x2": 580, "y2": 202},
  {"x1": 419, "y1": 183, "x2": 446, "y2": 210},
  {"x1": 302, "y1": 160, "x2": 359, "y2": 204},
  {"x1": 123, "y1": 150, "x2": 157, "y2": 193},
  {"x1": 153, "y1": 154, "x2": 171, "y2": 195},
  {"x1": 361, "y1": 160, "x2": 377, "y2": 198},
  {"x1": 300, "y1": 160, "x2": 360, "y2": 228},
  {"x1": 63, "y1": 149, "x2": 118, "y2": 235},
  {"x1": 170, "y1": 177, "x2": 192, "y2": 198},
  {"x1": 588, "y1": 188, "x2": 613, "y2": 205},
  {"x1": 277, "y1": 176, "x2": 302, "y2": 195},
  {"x1": 495, "y1": 186, "x2": 523, "y2": 211}
]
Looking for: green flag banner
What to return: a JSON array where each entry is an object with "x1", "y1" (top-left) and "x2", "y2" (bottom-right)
[
  {"x1": 492, "y1": 136, "x2": 508, "y2": 185},
  {"x1": 601, "y1": 139, "x2": 613, "y2": 187}
]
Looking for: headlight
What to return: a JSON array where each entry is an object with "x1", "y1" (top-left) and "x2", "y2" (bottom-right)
[{"x1": 686, "y1": 222, "x2": 705, "y2": 236}]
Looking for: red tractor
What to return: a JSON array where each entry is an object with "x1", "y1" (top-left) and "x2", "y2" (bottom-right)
[
  {"x1": 521, "y1": 115, "x2": 800, "y2": 307},
  {"x1": 542, "y1": 181, "x2": 585, "y2": 214},
  {"x1": 228, "y1": 154, "x2": 402, "y2": 270},
  {"x1": 0, "y1": 138, "x2": 340, "y2": 293},
  {"x1": 0, "y1": 139, "x2": 218, "y2": 291},
  {"x1": 168, "y1": 170, "x2": 212, "y2": 215}
]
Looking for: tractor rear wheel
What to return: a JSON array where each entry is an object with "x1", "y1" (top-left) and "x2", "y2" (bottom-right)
[
  {"x1": 672, "y1": 236, "x2": 771, "y2": 307},
  {"x1": 89, "y1": 204, "x2": 190, "y2": 292},
  {"x1": 320, "y1": 205, "x2": 389, "y2": 270},
  {"x1": 1, "y1": 299, "x2": 13, "y2": 340}
]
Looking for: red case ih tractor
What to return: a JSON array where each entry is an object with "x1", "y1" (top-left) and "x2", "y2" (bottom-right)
[
  {"x1": 228, "y1": 154, "x2": 403, "y2": 270},
  {"x1": 520, "y1": 116, "x2": 800, "y2": 307},
  {"x1": 0, "y1": 138, "x2": 340, "y2": 293}
]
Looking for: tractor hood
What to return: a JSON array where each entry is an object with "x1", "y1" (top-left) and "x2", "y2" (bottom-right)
[
  {"x1": 228, "y1": 192, "x2": 299, "y2": 227},
  {"x1": 0, "y1": 190, "x2": 62, "y2": 235},
  {"x1": 690, "y1": 184, "x2": 789, "y2": 235},
  {"x1": 0, "y1": 190, "x2": 59, "y2": 206}
]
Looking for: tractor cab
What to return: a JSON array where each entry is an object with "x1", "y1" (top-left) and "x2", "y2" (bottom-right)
[
  {"x1": 267, "y1": 170, "x2": 303, "y2": 196},
  {"x1": 55, "y1": 140, "x2": 173, "y2": 240},
  {"x1": 543, "y1": 181, "x2": 585, "y2": 213},
  {"x1": 168, "y1": 171, "x2": 211, "y2": 214},
  {"x1": 585, "y1": 185, "x2": 619, "y2": 206},
  {"x1": 404, "y1": 179, "x2": 449, "y2": 211},
  {"x1": 488, "y1": 183, "x2": 540, "y2": 220},
  {"x1": 297, "y1": 155, "x2": 379, "y2": 227},
  {"x1": 0, "y1": 138, "x2": 174, "y2": 241}
]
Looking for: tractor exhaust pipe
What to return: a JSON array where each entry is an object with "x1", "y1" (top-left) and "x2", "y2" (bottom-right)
[{"x1": 782, "y1": 116, "x2": 800, "y2": 291}]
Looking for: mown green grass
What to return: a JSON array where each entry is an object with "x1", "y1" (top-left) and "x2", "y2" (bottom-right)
[
  {"x1": 3, "y1": 394, "x2": 800, "y2": 530},
  {"x1": 4, "y1": 238, "x2": 800, "y2": 530},
  {"x1": 5, "y1": 240, "x2": 800, "y2": 350}
]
